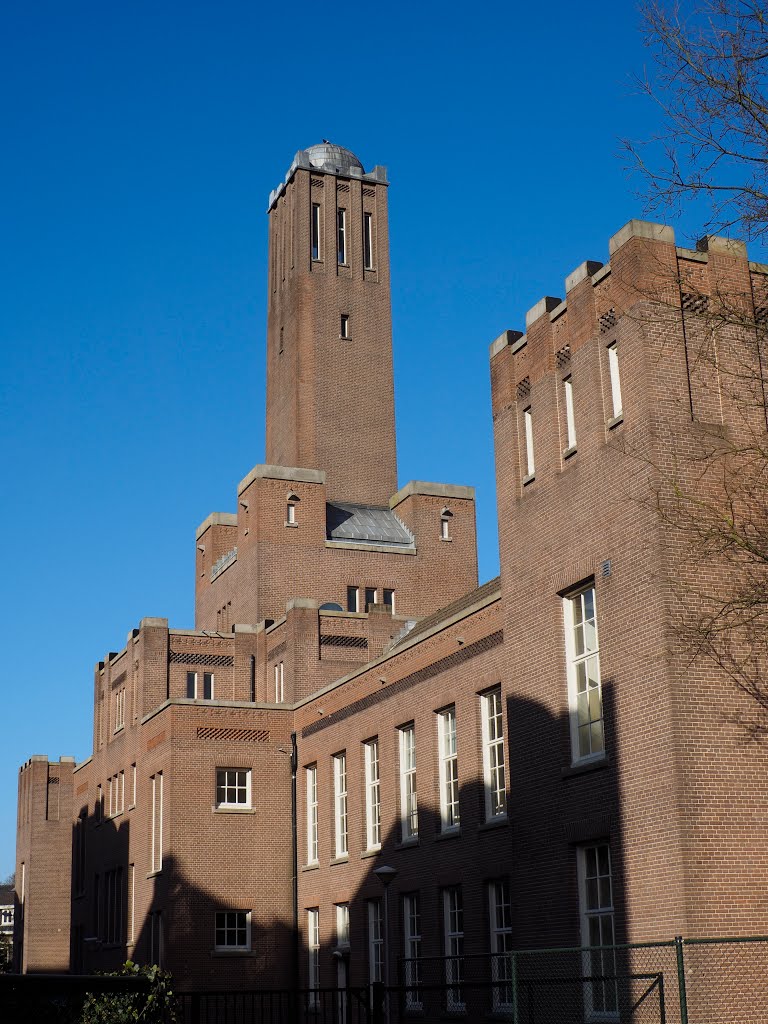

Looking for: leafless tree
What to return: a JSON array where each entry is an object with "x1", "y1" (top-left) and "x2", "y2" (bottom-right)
[{"x1": 625, "y1": 0, "x2": 768, "y2": 242}]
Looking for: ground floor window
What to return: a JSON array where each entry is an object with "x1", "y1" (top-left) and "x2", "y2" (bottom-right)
[{"x1": 215, "y1": 910, "x2": 250, "y2": 951}]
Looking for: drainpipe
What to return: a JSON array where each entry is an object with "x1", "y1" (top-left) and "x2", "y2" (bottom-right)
[{"x1": 291, "y1": 732, "x2": 299, "y2": 991}]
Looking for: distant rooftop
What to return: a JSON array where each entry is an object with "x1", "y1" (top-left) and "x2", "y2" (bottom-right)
[{"x1": 326, "y1": 502, "x2": 414, "y2": 548}]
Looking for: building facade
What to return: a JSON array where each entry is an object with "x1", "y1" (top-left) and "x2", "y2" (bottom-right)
[{"x1": 14, "y1": 146, "x2": 768, "y2": 1018}]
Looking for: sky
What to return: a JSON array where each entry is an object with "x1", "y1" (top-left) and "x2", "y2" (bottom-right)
[{"x1": 0, "y1": 0, "x2": 762, "y2": 879}]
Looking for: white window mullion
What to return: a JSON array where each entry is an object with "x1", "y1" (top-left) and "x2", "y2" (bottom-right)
[
  {"x1": 306, "y1": 765, "x2": 318, "y2": 864},
  {"x1": 333, "y1": 752, "x2": 348, "y2": 858},
  {"x1": 364, "y1": 739, "x2": 381, "y2": 850},
  {"x1": 608, "y1": 344, "x2": 623, "y2": 418},
  {"x1": 438, "y1": 708, "x2": 460, "y2": 831},
  {"x1": 481, "y1": 688, "x2": 506, "y2": 820},
  {"x1": 399, "y1": 724, "x2": 418, "y2": 841}
]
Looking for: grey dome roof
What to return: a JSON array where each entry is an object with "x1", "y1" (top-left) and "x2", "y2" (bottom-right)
[{"x1": 304, "y1": 142, "x2": 364, "y2": 175}]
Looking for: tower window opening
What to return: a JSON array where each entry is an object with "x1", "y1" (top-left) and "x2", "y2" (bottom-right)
[
  {"x1": 337, "y1": 208, "x2": 347, "y2": 265},
  {"x1": 311, "y1": 204, "x2": 321, "y2": 261},
  {"x1": 441, "y1": 508, "x2": 453, "y2": 541},
  {"x1": 364, "y1": 211, "x2": 374, "y2": 269},
  {"x1": 340, "y1": 314, "x2": 350, "y2": 339}
]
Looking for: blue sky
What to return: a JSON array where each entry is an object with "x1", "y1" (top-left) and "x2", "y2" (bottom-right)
[{"x1": 0, "y1": 1, "x2": 760, "y2": 877}]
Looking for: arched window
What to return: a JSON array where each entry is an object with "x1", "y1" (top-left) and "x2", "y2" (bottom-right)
[{"x1": 286, "y1": 491, "x2": 299, "y2": 526}]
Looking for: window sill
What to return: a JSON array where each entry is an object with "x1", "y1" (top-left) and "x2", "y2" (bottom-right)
[
  {"x1": 435, "y1": 827, "x2": 461, "y2": 842},
  {"x1": 440, "y1": 536, "x2": 453, "y2": 543},
  {"x1": 607, "y1": 414, "x2": 624, "y2": 430},
  {"x1": 211, "y1": 949, "x2": 255, "y2": 958},
  {"x1": 284, "y1": 522, "x2": 299, "y2": 529},
  {"x1": 522, "y1": 473, "x2": 536, "y2": 487},
  {"x1": 561, "y1": 756, "x2": 610, "y2": 779},
  {"x1": 395, "y1": 837, "x2": 419, "y2": 850},
  {"x1": 113, "y1": 726, "x2": 125, "y2": 736},
  {"x1": 330, "y1": 855, "x2": 349, "y2": 866},
  {"x1": 302, "y1": 862, "x2": 320, "y2": 872},
  {"x1": 361, "y1": 847, "x2": 382, "y2": 860},
  {"x1": 477, "y1": 816, "x2": 508, "y2": 833},
  {"x1": 213, "y1": 806, "x2": 255, "y2": 814},
  {"x1": 127, "y1": 803, "x2": 136, "y2": 811},
  {"x1": 562, "y1": 445, "x2": 577, "y2": 460},
  {"x1": 146, "y1": 869, "x2": 162, "y2": 879}
]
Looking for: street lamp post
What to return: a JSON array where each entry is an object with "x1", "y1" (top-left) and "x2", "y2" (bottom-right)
[{"x1": 373, "y1": 865, "x2": 398, "y2": 1024}]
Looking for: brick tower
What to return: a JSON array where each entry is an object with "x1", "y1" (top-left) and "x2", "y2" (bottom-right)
[{"x1": 265, "y1": 142, "x2": 397, "y2": 505}]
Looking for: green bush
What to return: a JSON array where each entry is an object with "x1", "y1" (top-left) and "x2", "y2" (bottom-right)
[{"x1": 79, "y1": 962, "x2": 179, "y2": 1024}]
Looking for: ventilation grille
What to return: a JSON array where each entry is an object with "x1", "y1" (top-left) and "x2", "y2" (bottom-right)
[
  {"x1": 516, "y1": 377, "x2": 531, "y2": 401},
  {"x1": 311, "y1": 178, "x2": 324, "y2": 189},
  {"x1": 556, "y1": 344, "x2": 571, "y2": 370},
  {"x1": 48, "y1": 776, "x2": 59, "y2": 785},
  {"x1": 337, "y1": 183, "x2": 350, "y2": 193},
  {"x1": 755, "y1": 305, "x2": 768, "y2": 325},
  {"x1": 170, "y1": 651, "x2": 234, "y2": 667},
  {"x1": 599, "y1": 308, "x2": 617, "y2": 333},
  {"x1": 362, "y1": 187, "x2": 375, "y2": 197},
  {"x1": 197, "y1": 726, "x2": 270, "y2": 743},
  {"x1": 681, "y1": 292, "x2": 710, "y2": 314},
  {"x1": 320, "y1": 634, "x2": 369, "y2": 649}
]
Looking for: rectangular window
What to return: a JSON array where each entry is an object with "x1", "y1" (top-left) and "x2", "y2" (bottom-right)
[
  {"x1": 398, "y1": 724, "x2": 418, "y2": 841},
  {"x1": 564, "y1": 584, "x2": 604, "y2": 762},
  {"x1": 150, "y1": 772, "x2": 163, "y2": 872},
  {"x1": 367, "y1": 900, "x2": 383, "y2": 984},
  {"x1": 186, "y1": 671, "x2": 214, "y2": 699},
  {"x1": 74, "y1": 813, "x2": 86, "y2": 896},
  {"x1": 130, "y1": 764, "x2": 136, "y2": 808},
  {"x1": 347, "y1": 586, "x2": 359, "y2": 613},
  {"x1": 186, "y1": 671, "x2": 196, "y2": 699},
  {"x1": 608, "y1": 344, "x2": 623, "y2": 419},
  {"x1": 128, "y1": 864, "x2": 135, "y2": 943},
  {"x1": 114, "y1": 688, "x2": 125, "y2": 732},
  {"x1": 437, "y1": 707, "x2": 460, "y2": 831},
  {"x1": 523, "y1": 407, "x2": 535, "y2": 478},
  {"x1": 104, "y1": 866, "x2": 123, "y2": 945},
  {"x1": 382, "y1": 589, "x2": 395, "y2": 612},
  {"x1": 203, "y1": 672, "x2": 214, "y2": 700},
  {"x1": 216, "y1": 768, "x2": 251, "y2": 808},
  {"x1": 337, "y1": 208, "x2": 347, "y2": 264},
  {"x1": 336, "y1": 902, "x2": 350, "y2": 947},
  {"x1": 274, "y1": 662, "x2": 284, "y2": 703},
  {"x1": 340, "y1": 313, "x2": 350, "y2": 339},
  {"x1": 481, "y1": 687, "x2": 506, "y2": 820},
  {"x1": 364, "y1": 586, "x2": 377, "y2": 610},
  {"x1": 286, "y1": 502, "x2": 296, "y2": 524},
  {"x1": 364, "y1": 738, "x2": 381, "y2": 850},
  {"x1": 333, "y1": 752, "x2": 348, "y2": 858},
  {"x1": 403, "y1": 894, "x2": 422, "y2": 1010},
  {"x1": 149, "y1": 910, "x2": 163, "y2": 966},
  {"x1": 311, "y1": 203, "x2": 321, "y2": 261},
  {"x1": 363, "y1": 211, "x2": 373, "y2": 269},
  {"x1": 306, "y1": 765, "x2": 319, "y2": 864},
  {"x1": 215, "y1": 910, "x2": 251, "y2": 951},
  {"x1": 489, "y1": 880, "x2": 514, "y2": 1010},
  {"x1": 443, "y1": 887, "x2": 465, "y2": 1012},
  {"x1": 564, "y1": 376, "x2": 577, "y2": 450},
  {"x1": 308, "y1": 908, "x2": 320, "y2": 997},
  {"x1": 578, "y1": 844, "x2": 618, "y2": 1018}
]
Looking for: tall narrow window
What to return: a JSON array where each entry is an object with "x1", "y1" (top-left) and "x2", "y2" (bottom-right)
[
  {"x1": 363, "y1": 211, "x2": 374, "y2": 269},
  {"x1": 128, "y1": 864, "x2": 135, "y2": 943},
  {"x1": 308, "y1": 908, "x2": 320, "y2": 1000},
  {"x1": 564, "y1": 584, "x2": 604, "y2": 762},
  {"x1": 364, "y1": 738, "x2": 381, "y2": 850},
  {"x1": 443, "y1": 888, "x2": 465, "y2": 1012},
  {"x1": 274, "y1": 662, "x2": 284, "y2": 703},
  {"x1": 438, "y1": 708, "x2": 460, "y2": 831},
  {"x1": 336, "y1": 902, "x2": 350, "y2": 947},
  {"x1": 203, "y1": 673, "x2": 213, "y2": 699},
  {"x1": 523, "y1": 407, "x2": 535, "y2": 478},
  {"x1": 481, "y1": 687, "x2": 506, "y2": 820},
  {"x1": 130, "y1": 764, "x2": 136, "y2": 808},
  {"x1": 187, "y1": 672, "x2": 214, "y2": 700},
  {"x1": 489, "y1": 880, "x2": 514, "y2": 1010},
  {"x1": 286, "y1": 502, "x2": 296, "y2": 524},
  {"x1": 347, "y1": 586, "x2": 359, "y2": 613},
  {"x1": 186, "y1": 671, "x2": 196, "y2": 699},
  {"x1": 608, "y1": 344, "x2": 623, "y2": 419},
  {"x1": 333, "y1": 752, "x2": 348, "y2": 858},
  {"x1": 382, "y1": 589, "x2": 395, "y2": 612},
  {"x1": 311, "y1": 203, "x2": 321, "y2": 261},
  {"x1": 368, "y1": 900, "x2": 383, "y2": 984},
  {"x1": 150, "y1": 772, "x2": 163, "y2": 873},
  {"x1": 578, "y1": 844, "x2": 618, "y2": 1017},
  {"x1": 150, "y1": 910, "x2": 164, "y2": 967},
  {"x1": 564, "y1": 376, "x2": 577, "y2": 450},
  {"x1": 441, "y1": 509, "x2": 453, "y2": 540},
  {"x1": 115, "y1": 689, "x2": 125, "y2": 732},
  {"x1": 398, "y1": 724, "x2": 418, "y2": 841},
  {"x1": 340, "y1": 314, "x2": 350, "y2": 339},
  {"x1": 403, "y1": 894, "x2": 422, "y2": 1010},
  {"x1": 306, "y1": 765, "x2": 319, "y2": 864},
  {"x1": 364, "y1": 587, "x2": 377, "y2": 610},
  {"x1": 337, "y1": 208, "x2": 347, "y2": 264}
]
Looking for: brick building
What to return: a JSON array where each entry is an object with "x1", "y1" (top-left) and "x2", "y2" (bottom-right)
[{"x1": 14, "y1": 145, "x2": 768, "y2": 1016}]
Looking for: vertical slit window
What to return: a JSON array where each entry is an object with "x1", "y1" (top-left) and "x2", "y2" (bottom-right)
[
  {"x1": 333, "y1": 752, "x2": 348, "y2": 857},
  {"x1": 363, "y1": 211, "x2": 374, "y2": 269},
  {"x1": 311, "y1": 204, "x2": 321, "y2": 261},
  {"x1": 364, "y1": 738, "x2": 381, "y2": 850},
  {"x1": 524, "y1": 407, "x2": 535, "y2": 477},
  {"x1": 608, "y1": 344, "x2": 623, "y2": 419},
  {"x1": 306, "y1": 766, "x2": 318, "y2": 864},
  {"x1": 347, "y1": 586, "x2": 359, "y2": 613},
  {"x1": 564, "y1": 376, "x2": 577, "y2": 450},
  {"x1": 340, "y1": 313, "x2": 350, "y2": 339},
  {"x1": 438, "y1": 707, "x2": 460, "y2": 831},
  {"x1": 337, "y1": 208, "x2": 347, "y2": 265},
  {"x1": 399, "y1": 724, "x2": 418, "y2": 841}
]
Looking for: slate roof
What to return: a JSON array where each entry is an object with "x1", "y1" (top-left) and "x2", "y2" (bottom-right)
[
  {"x1": 326, "y1": 503, "x2": 415, "y2": 547},
  {"x1": 390, "y1": 576, "x2": 501, "y2": 649}
]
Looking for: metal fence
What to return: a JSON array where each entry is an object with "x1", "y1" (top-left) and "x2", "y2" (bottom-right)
[
  {"x1": 0, "y1": 972, "x2": 152, "y2": 1024},
  {"x1": 178, "y1": 986, "x2": 373, "y2": 1024}
]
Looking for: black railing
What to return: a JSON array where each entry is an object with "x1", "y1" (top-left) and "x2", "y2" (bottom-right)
[{"x1": 0, "y1": 972, "x2": 151, "y2": 1024}]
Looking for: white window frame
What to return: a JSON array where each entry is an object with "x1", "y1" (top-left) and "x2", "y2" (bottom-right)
[
  {"x1": 364, "y1": 738, "x2": 381, "y2": 850},
  {"x1": 367, "y1": 899, "x2": 383, "y2": 984},
  {"x1": 114, "y1": 688, "x2": 125, "y2": 732},
  {"x1": 340, "y1": 313, "x2": 350, "y2": 339},
  {"x1": 363, "y1": 211, "x2": 374, "y2": 270},
  {"x1": 274, "y1": 662, "x2": 284, "y2": 703},
  {"x1": 564, "y1": 376, "x2": 577, "y2": 450},
  {"x1": 578, "y1": 844, "x2": 618, "y2": 1021},
  {"x1": 523, "y1": 406, "x2": 535, "y2": 478},
  {"x1": 336, "y1": 902, "x2": 350, "y2": 949},
  {"x1": 150, "y1": 772, "x2": 163, "y2": 873},
  {"x1": 308, "y1": 908, "x2": 320, "y2": 999},
  {"x1": 187, "y1": 671, "x2": 214, "y2": 700},
  {"x1": 398, "y1": 724, "x2": 418, "y2": 842},
  {"x1": 333, "y1": 752, "x2": 348, "y2": 858},
  {"x1": 403, "y1": 893, "x2": 423, "y2": 1010},
  {"x1": 216, "y1": 768, "x2": 251, "y2": 809},
  {"x1": 215, "y1": 910, "x2": 251, "y2": 951},
  {"x1": 481, "y1": 687, "x2": 507, "y2": 821},
  {"x1": 337, "y1": 208, "x2": 347, "y2": 265},
  {"x1": 489, "y1": 880, "x2": 514, "y2": 1011},
  {"x1": 437, "y1": 707, "x2": 460, "y2": 832},
  {"x1": 443, "y1": 887, "x2": 465, "y2": 1012},
  {"x1": 607, "y1": 344, "x2": 623, "y2": 419},
  {"x1": 311, "y1": 203, "x2": 321, "y2": 261},
  {"x1": 286, "y1": 502, "x2": 296, "y2": 525},
  {"x1": 306, "y1": 765, "x2": 319, "y2": 864},
  {"x1": 564, "y1": 584, "x2": 604, "y2": 764}
]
